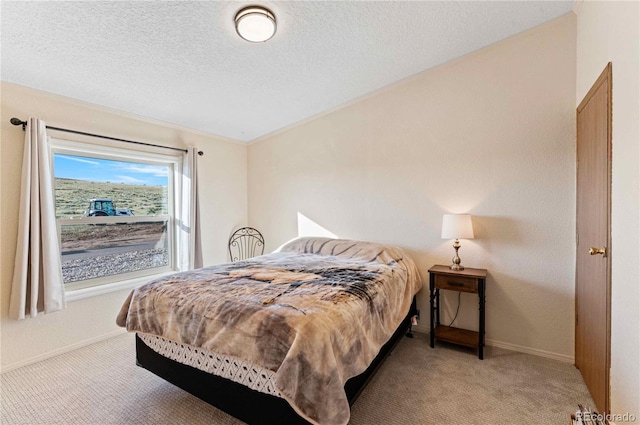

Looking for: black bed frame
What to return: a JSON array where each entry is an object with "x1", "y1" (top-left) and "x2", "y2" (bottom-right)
[{"x1": 135, "y1": 298, "x2": 417, "y2": 425}]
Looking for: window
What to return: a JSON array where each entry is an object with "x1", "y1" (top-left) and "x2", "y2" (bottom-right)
[{"x1": 51, "y1": 138, "x2": 183, "y2": 293}]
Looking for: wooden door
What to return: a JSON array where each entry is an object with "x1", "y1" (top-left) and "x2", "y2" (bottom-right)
[{"x1": 575, "y1": 63, "x2": 612, "y2": 414}]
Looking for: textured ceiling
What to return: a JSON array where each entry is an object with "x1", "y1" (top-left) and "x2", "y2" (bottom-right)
[{"x1": 1, "y1": 1, "x2": 573, "y2": 142}]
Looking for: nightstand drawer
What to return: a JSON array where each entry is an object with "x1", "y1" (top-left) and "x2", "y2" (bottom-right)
[{"x1": 434, "y1": 274, "x2": 478, "y2": 293}]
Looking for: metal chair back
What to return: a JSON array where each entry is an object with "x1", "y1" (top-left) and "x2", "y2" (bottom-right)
[{"x1": 228, "y1": 227, "x2": 265, "y2": 262}]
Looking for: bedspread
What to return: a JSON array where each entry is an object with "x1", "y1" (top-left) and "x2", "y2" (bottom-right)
[{"x1": 116, "y1": 237, "x2": 422, "y2": 425}]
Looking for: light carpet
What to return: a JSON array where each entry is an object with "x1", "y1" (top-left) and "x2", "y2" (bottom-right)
[{"x1": 1, "y1": 332, "x2": 593, "y2": 424}]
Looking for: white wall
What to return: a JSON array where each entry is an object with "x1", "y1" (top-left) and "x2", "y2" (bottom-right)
[
  {"x1": 575, "y1": 0, "x2": 640, "y2": 417},
  {"x1": 0, "y1": 82, "x2": 248, "y2": 370},
  {"x1": 248, "y1": 15, "x2": 577, "y2": 360}
]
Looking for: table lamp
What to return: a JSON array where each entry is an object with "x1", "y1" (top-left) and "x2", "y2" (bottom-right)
[{"x1": 441, "y1": 214, "x2": 474, "y2": 270}]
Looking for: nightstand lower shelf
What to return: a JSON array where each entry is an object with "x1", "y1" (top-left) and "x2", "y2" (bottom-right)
[{"x1": 433, "y1": 325, "x2": 479, "y2": 349}]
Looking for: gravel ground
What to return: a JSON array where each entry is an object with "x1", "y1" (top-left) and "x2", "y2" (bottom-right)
[{"x1": 62, "y1": 248, "x2": 168, "y2": 283}]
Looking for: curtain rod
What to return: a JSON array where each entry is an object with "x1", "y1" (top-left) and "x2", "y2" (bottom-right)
[{"x1": 10, "y1": 118, "x2": 204, "y2": 156}]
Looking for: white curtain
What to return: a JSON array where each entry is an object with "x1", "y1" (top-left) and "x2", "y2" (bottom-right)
[
  {"x1": 9, "y1": 118, "x2": 66, "y2": 319},
  {"x1": 178, "y1": 147, "x2": 203, "y2": 270}
]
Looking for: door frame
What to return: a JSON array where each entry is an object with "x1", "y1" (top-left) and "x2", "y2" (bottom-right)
[{"x1": 575, "y1": 62, "x2": 612, "y2": 414}]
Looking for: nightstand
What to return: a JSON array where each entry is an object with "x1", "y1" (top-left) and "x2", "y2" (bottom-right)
[{"x1": 429, "y1": 265, "x2": 487, "y2": 359}]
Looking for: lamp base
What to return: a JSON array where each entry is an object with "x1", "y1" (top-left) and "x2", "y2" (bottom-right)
[{"x1": 450, "y1": 239, "x2": 464, "y2": 270}]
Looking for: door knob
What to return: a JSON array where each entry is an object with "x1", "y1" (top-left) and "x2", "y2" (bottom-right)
[{"x1": 589, "y1": 246, "x2": 607, "y2": 257}]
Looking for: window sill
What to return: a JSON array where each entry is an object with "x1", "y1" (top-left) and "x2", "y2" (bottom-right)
[{"x1": 64, "y1": 271, "x2": 176, "y2": 302}]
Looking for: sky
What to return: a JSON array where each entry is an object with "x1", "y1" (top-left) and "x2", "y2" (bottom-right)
[{"x1": 54, "y1": 154, "x2": 169, "y2": 186}]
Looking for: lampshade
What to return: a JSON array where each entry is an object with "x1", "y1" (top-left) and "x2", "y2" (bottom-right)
[
  {"x1": 441, "y1": 214, "x2": 474, "y2": 240},
  {"x1": 235, "y1": 6, "x2": 277, "y2": 43}
]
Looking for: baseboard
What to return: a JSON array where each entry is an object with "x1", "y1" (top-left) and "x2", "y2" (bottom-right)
[
  {"x1": 485, "y1": 338, "x2": 574, "y2": 363},
  {"x1": 2, "y1": 325, "x2": 574, "y2": 373},
  {"x1": 0, "y1": 328, "x2": 127, "y2": 374},
  {"x1": 412, "y1": 323, "x2": 431, "y2": 334},
  {"x1": 412, "y1": 325, "x2": 574, "y2": 363}
]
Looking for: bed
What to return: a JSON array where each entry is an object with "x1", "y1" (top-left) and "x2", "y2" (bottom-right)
[{"x1": 117, "y1": 237, "x2": 422, "y2": 425}]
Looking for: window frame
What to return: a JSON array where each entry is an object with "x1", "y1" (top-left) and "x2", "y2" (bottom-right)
[{"x1": 49, "y1": 138, "x2": 183, "y2": 298}]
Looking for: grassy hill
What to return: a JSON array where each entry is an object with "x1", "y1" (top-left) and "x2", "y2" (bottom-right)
[{"x1": 55, "y1": 178, "x2": 168, "y2": 217}]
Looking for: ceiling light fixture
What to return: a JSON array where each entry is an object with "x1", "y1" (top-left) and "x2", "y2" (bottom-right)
[{"x1": 234, "y1": 6, "x2": 277, "y2": 43}]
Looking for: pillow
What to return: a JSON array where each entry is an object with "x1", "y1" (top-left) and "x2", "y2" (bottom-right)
[{"x1": 278, "y1": 237, "x2": 406, "y2": 265}]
